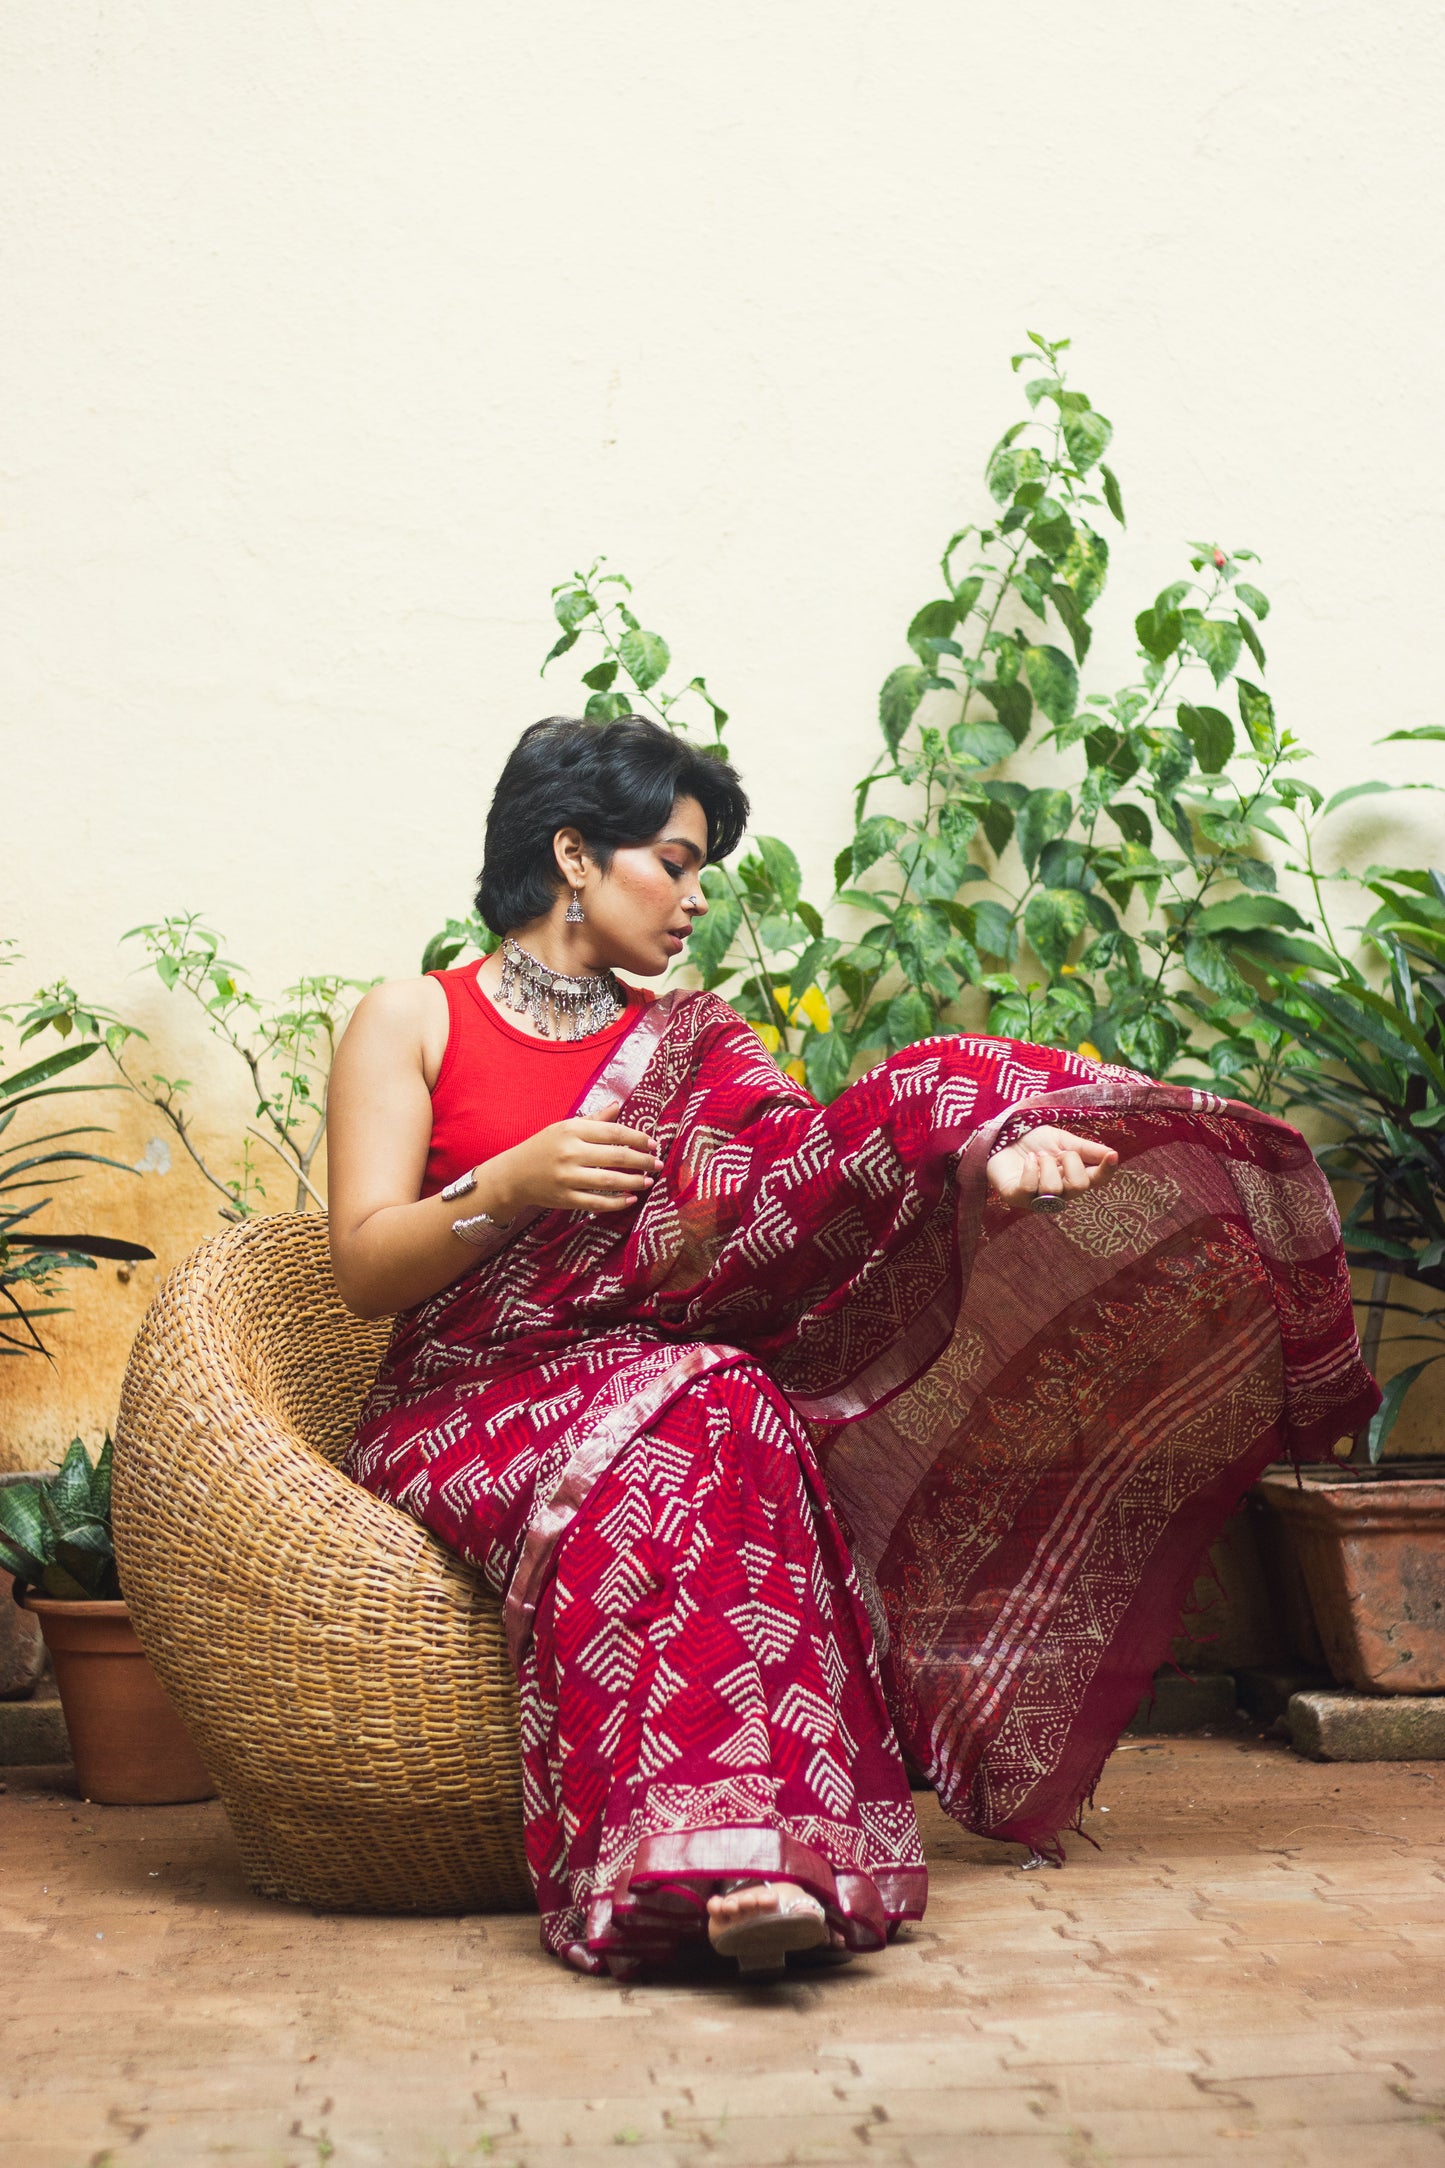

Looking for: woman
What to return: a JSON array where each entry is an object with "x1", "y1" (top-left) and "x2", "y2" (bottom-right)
[{"x1": 329, "y1": 714, "x2": 1377, "y2": 1982}]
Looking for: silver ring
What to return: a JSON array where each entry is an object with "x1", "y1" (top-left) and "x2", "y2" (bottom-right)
[{"x1": 1030, "y1": 1193, "x2": 1068, "y2": 1216}]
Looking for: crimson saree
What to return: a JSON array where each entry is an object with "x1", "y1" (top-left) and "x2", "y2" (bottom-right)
[{"x1": 344, "y1": 990, "x2": 1378, "y2": 1975}]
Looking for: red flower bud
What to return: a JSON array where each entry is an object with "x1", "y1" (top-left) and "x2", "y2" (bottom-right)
[{"x1": 1213, "y1": 549, "x2": 1226, "y2": 569}]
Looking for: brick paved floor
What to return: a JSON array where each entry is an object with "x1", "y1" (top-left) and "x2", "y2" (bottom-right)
[{"x1": 2, "y1": 1736, "x2": 1443, "y2": 2168}]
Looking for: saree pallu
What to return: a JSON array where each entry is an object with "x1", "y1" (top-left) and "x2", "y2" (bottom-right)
[{"x1": 345, "y1": 990, "x2": 1378, "y2": 1974}]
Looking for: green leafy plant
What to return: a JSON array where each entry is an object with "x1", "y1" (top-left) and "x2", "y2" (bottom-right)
[
  {"x1": 1246, "y1": 819, "x2": 1445, "y2": 1458},
  {"x1": 2, "y1": 949, "x2": 153, "y2": 1356},
  {"x1": 0, "y1": 1435, "x2": 120, "y2": 1598},
  {"x1": 19, "y1": 918, "x2": 375, "y2": 1219},
  {"x1": 537, "y1": 336, "x2": 1339, "y2": 1105}
]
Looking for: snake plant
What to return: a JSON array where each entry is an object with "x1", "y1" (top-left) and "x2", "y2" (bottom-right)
[{"x1": 0, "y1": 1435, "x2": 120, "y2": 1600}]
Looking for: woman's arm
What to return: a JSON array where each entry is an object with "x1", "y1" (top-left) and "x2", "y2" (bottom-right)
[{"x1": 326, "y1": 980, "x2": 662, "y2": 1319}]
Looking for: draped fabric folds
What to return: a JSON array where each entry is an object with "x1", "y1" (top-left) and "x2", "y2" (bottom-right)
[{"x1": 345, "y1": 991, "x2": 1377, "y2": 1974}]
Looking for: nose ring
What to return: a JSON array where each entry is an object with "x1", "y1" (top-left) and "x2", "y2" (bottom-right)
[{"x1": 684, "y1": 894, "x2": 703, "y2": 911}]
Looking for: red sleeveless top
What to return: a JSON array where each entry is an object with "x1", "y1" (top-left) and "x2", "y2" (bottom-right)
[{"x1": 422, "y1": 960, "x2": 655, "y2": 1197}]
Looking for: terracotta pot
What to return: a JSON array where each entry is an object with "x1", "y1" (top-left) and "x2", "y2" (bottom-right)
[
  {"x1": 1254, "y1": 1464, "x2": 1445, "y2": 1695},
  {"x1": 22, "y1": 1595, "x2": 216, "y2": 1804}
]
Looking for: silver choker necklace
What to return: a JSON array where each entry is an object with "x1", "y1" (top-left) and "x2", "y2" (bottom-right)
[{"x1": 497, "y1": 936, "x2": 625, "y2": 1040}]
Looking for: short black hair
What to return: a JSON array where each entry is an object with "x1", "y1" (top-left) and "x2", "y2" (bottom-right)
[{"x1": 476, "y1": 715, "x2": 750, "y2": 935}]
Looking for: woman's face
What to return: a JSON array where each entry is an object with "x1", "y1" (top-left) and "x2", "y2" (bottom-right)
[{"x1": 555, "y1": 793, "x2": 712, "y2": 978}]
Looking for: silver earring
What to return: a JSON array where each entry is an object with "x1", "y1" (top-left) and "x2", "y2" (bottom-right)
[{"x1": 565, "y1": 889, "x2": 585, "y2": 924}]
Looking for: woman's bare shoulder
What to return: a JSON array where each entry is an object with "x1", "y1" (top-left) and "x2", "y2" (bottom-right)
[{"x1": 341, "y1": 975, "x2": 449, "y2": 1060}]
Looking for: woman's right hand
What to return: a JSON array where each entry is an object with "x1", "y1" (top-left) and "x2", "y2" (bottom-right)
[{"x1": 479, "y1": 1099, "x2": 662, "y2": 1222}]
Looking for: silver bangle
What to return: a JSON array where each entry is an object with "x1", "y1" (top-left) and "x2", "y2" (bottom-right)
[
  {"x1": 452, "y1": 1208, "x2": 512, "y2": 1246},
  {"x1": 440, "y1": 1169, "x2": 477, "y2": 1203}
]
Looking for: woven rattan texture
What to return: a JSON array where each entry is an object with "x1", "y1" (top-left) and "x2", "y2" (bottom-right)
[{"x1": 114, "y1": 1212, "x2": 531, "y2": 1914}]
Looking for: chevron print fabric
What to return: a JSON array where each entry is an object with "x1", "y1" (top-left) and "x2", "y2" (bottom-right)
[{"x1": 345, "y1": 992, "x2": 1379, "y2": 1974}]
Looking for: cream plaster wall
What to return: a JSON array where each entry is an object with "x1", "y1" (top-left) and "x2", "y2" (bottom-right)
[{"x1": 4, "y1": 1, "x2": 1445, "y2": 1463}]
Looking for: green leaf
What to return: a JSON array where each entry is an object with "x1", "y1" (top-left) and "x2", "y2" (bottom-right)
[
  {"x1": 553, "y1": 588, "x2": 595, "y2": 631},
  {"x1": 879, "y1": 665, "x2": 929, "y2": 754},
  {"x1": 39, "y1": 1562, "x2": 93, "y2": 1601},
  {"x1": 951, "y1": 574, "x2": 984, "y2": 616},
  {"x1": 1024, "y1": 888, "x2": 1089, "y2": 977},
  {"x1": 686, "y1": 891, "x2": 741, "y2": 981},
  {"x1": 49, "y1": 1438, "x2": 93, "y2": 1525},
  {"x1": 543, "y1": 628, "x2": 579, "y2": 667},
  {"x1": 1183, "y1": 933, "x2": 1250, "y2": 1002},
  {"x1": 1177, "y1": 702, "x2": 1236, "y2": 774},
  {"x1": 1237, "y1": 680, "x2": 1277, "y2": 755},
  {"x1": 1115, "y1": 1007, "x2": 1180, "y2": 1076},
  {"x1": 580, "y1": 660, "x2": 618, "y2": 692},
  {"x1": 0, "y1": 1480, "x2": 49, "y2": 1571},
  {"x1": 1047, "y1": 582, "x2": 1092, "y2": 666},
  {"x1": 803, "y1": 1028, "x2": 851, "y2": 1103},
  {"x1": 979, "y1": 678, "x2": 1032, "y2": 745},
  {"x1": 886, "y1": 987, "x2": 935, "y2": 1049},
  {"x1": 1, "y1": 1044, "x2": 99, "y2": 1103},
  {"x1": 1182, "y1": 615, "x2": 1243, "y2": 687},
  {"x1": 1237, "y1": 613, "x2": 1267, "y2": 673},
  {"x1": 1379, "y1": 726, "x2": 1445, "y2": 742},
  {"x1": 91, "y1": 1433, "x2": 113, "y2": 1521},
  {"x1": 756, "y1": 836, "x2": 802, "y2": 911},
  {"x1": 986, "y1": 443, "x2": 1046, "y2": 504},
  {"x1": 1136, "y1": 604, "x2": 1182, "y2": 664},
  {"x1": 1062, "y1": 407, "x2": 1112, "y2": 473},
  {"x1": 907, "y1": 599, "x2": 958, "y2": 658},
  {"x1": 1234, "y1": 582, "x2": 1270, "y2": 620},
  {"x1": 1323, "y1": 778, "x2": 1442, "y2": 819},
  {"x1": 1299, "y1": 981, "x2": 1439, "y2": 1080},
  {"x1": 1227, "y1": 928, "x2": 1344, "y2": 976},
  {"x1": 1099, "y1": 462, "x2": 1126, "y2": 526},
  {"x1": 1026, "y1": 501, "x2": 1074, "y2": 558},
  {"x1": 851, "y1": 815, "x2": 908, "y2": 874},
  {"x1": 0, "y1": 1527, "x2": 45, "y2": 1584},
  {"x1": 1194, "y1": 895, "x2": 1309, "y2": 936},
  {"x1": 948, "y1": 719, "x2": 1016, "y2": 769},
  {"x1": 1057, "y1": 524, "x2": 1109, "y2": 612},
  {"x1": 1015, "y1": 787, "x2": 1073, "y2": 875},
  {"x1": 618, "y1": 628, "x2": 670, "y2": 692},
  {"x1": 1105, "y1": 802, "x2": 1153, "y2": 847},
  {"x1": 1365, "y1": 1358, "x2": 1444, "y2": 1462},
  {"x1": 971, "y1": 899, "x2": 1016, "y2": 959},
  {"x1": 1021, "y1": 645, "x2": 1078, "y2": 728}
]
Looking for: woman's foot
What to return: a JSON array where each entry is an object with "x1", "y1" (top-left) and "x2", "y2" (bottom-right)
[{"x1": 706, "y1": 1880, "x2": 829, "y2": 1978}]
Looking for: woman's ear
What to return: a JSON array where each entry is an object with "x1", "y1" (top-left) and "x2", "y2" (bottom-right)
[{"x1": 553, "y1": 825, "x2": 589, "y2": 888}]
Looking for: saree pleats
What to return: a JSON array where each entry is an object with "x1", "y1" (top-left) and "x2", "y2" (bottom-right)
[
  {"x1": 522, "y1": 1363, "x2": 924, "y2": 1976},
  {"x1": 346, "y1": 993, "x2": 1378, "y2": 1966}
]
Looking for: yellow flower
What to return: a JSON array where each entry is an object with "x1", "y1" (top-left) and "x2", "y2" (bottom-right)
[
  {"x1": 797, "y1": 984, "x2": 832, "y2": 1034},
  {"x1": 783, "y1": 1057, "x2": 807, "y2": 1085},
  {"x1": 1078, "y1": 1039, "x2": 1103, "y2": 1062},
  {"x1": 771, "y1": 982, "x2": 832, "y2": 1033},
  {"x1": 751, "y1": 1021, "x2": 783, "y2": 1053}
]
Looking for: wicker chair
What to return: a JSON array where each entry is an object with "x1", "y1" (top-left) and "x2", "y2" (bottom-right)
[{"x1": 114, "y1": 1211, "x2": 531, "y2": 1914}]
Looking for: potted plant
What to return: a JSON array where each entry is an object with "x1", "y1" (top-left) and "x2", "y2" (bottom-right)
[
  {"x1": 3, "y1": 982, "x2": 156, "y2": 1694},
  {"x1": 0, "y1": 1438, "x2": 214, "y2": 1803},
  {"x1": 1250, "y1": 851, "x2": 1445, "y2": 1694}
]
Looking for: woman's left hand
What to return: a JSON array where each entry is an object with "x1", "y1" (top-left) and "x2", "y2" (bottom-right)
[{"x1": 986, "y1": 1125, "x2": 1118, "y2": 1210}]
